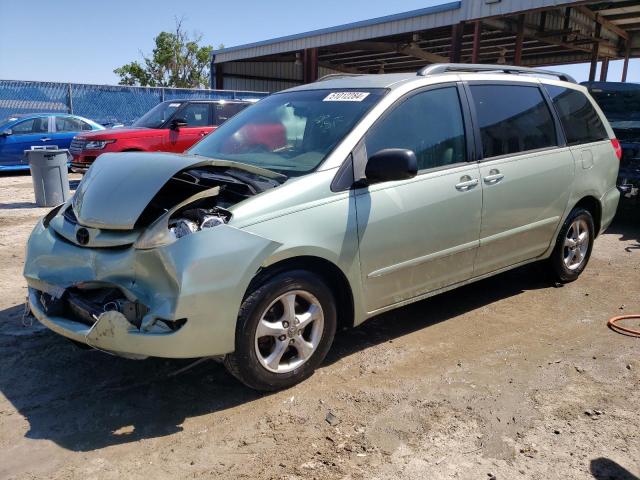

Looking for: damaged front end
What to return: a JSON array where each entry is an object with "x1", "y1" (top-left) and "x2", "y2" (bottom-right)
[{"x1": 24, "y1": 152, "x2": 282, "y2": 358}]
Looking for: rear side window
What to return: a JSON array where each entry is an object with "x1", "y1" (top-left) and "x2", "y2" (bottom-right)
[
  {"x1": 55, "y1": 117, "x2": 91, "y2": 132},
  {"x1": 214, "y1": 103, "x2": 249, "y2": 125},
  {"x1": 365, "y1": 86, "x2": 466, "y2": 171},
  {"x1": 544, "y1": 85, "x2": 608, "y2": 145},
  {"x1": 470, "y1": 84, "x2": 557, "y2": 159}
]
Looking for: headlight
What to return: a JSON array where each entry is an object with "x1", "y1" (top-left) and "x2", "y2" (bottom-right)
[
  {"x1": 134, "y1": 186, "x2": 228, "y2": 250},
  {"x1": 84, "y1": 140, "x2": 116, "y2": 150},
  {"x1": 134, "y1": 211, "x2": 227, "y2": 249}
]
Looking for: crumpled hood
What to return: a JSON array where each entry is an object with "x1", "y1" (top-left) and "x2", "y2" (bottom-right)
[{"x1": 72, "y1": 151, "x2": 282, "y2": 230}]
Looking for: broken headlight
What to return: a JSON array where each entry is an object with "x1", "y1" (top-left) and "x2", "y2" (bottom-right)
[
  {"x1": 134, "y1": 207, "x2": 229, "y2": 249},
  {"x1": 170, "y1": 208, "x2": 227, "y2": 239}
]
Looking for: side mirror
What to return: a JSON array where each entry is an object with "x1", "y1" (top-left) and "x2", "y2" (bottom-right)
[
  {"x1": 170, "y1": 118, "x2": 188, "y2": 130},
  {"x1": 0, "y1": 129, "x2": 12, "y2": 137},
  {"x1": 365, "y1": 148, "x2": 417, "y2": 183}
]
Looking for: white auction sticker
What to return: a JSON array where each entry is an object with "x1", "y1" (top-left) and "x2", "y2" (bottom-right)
[{"x1": 323, "y1": 92, "x2": 370, "y2": 102}]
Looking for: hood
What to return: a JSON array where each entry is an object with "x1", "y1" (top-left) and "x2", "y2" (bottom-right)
[
  {"x1": 72, "y1": 152, "x2": 283, "y2": 230},
  {"x1": 76, "y1": 127, "x2": 157, "y2": 140}
]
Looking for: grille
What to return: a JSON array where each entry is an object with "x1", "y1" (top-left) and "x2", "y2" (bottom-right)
[{"x1": 69, "y1": 138, "x2": 86, "y2": 155}]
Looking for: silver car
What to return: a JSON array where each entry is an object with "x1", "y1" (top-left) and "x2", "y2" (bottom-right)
[{"x1": 24, "y1": 64, "x2": 620, "y2": 390}]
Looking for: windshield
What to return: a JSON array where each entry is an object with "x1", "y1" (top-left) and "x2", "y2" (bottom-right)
[
  {"x1": 132, "y1": 101, "x2": 182, "y2": 128},
  {"x1": 188, "y1": 88, "x2": 386, "y2": 177},
  {"x1": 590, "y1": 87, "x2": 640, "y2": 122}
]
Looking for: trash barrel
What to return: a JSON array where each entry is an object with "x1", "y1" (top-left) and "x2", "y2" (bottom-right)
[{"x1": 25, "y1": 148, "x2": 71, "y2": 207}]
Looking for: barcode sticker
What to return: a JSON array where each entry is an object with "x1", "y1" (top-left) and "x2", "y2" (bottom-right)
[{"x1": 323, "y1": 92, "x2": 370, "y2": 102}]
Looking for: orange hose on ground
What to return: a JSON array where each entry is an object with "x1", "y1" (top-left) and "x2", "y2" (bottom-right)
[{"x1": 608, "y1": 314, "x2": 640, "y2": 337}]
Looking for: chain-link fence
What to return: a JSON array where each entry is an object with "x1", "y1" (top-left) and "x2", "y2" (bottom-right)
[{"x1": 0, "y1": 80, "x2": 268, "y2": 126}]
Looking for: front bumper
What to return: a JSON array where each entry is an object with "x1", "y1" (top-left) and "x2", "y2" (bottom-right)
[
  {"x1": 70, "y1": 151, "x2": 100, "y2": 173},
  {"x1": 24, "y1": 217, "x2": 279, "y2": 358}
]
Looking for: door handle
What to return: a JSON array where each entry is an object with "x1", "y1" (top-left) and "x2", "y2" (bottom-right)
[
  {"x1": 483, "y1": 169, "x2": 504, "y2": 184},
  {"x1": 40, "y1": 137, "x2": 51, "y2": 142},
  {"x1": 455, "y1": 177, "x2": 479, "y2": 191}
]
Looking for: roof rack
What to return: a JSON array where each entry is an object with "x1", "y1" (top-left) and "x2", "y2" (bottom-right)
[
  {"x1": 315, "y1": 73, "x2": 365, "y2": 82},
  {"x1": 417, "y1": 63, "x2": 576, "y2": 84}
]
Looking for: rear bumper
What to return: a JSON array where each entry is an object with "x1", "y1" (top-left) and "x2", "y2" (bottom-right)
[{"x1": 600, "y1": 186, "x2": 620, "y2": 233}]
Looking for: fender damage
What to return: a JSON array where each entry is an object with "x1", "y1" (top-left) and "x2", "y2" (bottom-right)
[{"x1": 24, "y1": 152, "x2": 283, "y2": 358}]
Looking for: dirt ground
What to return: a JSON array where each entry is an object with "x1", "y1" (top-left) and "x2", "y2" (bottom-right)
[{"x1": 0, "y1": 172, "x2": 639, "y2": 480}]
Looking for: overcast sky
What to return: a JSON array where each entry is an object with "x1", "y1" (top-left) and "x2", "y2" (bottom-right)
[{"x1": 0, "y1": 0, "x2": 637, "y2": 85}]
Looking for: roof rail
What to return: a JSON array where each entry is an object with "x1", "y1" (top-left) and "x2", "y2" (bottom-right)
[
  {"x1": 315, "y1": 73, "x2": 365, "y2": 82},
  {"x1": 417, "y1": 63, "x2": 576, "y2": 83}
]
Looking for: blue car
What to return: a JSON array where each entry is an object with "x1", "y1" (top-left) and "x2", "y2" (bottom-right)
[{"x1": 0, "y1": 113, "x2": 104, "y2": 170}]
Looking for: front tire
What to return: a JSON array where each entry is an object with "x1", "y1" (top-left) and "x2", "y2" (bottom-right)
[
  {"x1": 224, "y1": 270, "x2": 337, "y2": 391},
  {"x1": 549, "y1": 207, "x2": 595, "y2": 283}
]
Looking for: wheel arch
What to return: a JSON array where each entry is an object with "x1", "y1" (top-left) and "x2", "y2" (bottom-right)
[
  {"x1": 246, "y1": 255, "x2": 355, "y2": 331},
  {"x1": 572, "y1": 195, "x2": 602, "y2": 236}
]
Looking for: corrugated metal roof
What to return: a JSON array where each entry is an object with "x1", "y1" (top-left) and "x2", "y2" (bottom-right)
[
  {"x1": 212, "y1": 1, "x2": 462, "y2": 63},
  {"x1": 211, "y1": 0, "x2": 591, "y2": 64}
]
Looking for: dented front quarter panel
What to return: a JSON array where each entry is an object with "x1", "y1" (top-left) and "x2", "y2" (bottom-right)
[{"x1": 24, "y1": 221, "x2": 280, "y2": 358}]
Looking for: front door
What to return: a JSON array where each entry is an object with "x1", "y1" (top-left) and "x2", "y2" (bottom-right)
[
  {"x1": 355, "y1": 85, "x2": 482, "y2": 313},
  {"x1": 165, "y1": 102, "x2": 214, "y2": 152},
  {"x1": 0, "y1": 116, "x2": 52, "y2": 167},
  {"x1": 466, "y1": 83, "x2": 574, "y2": 275}
]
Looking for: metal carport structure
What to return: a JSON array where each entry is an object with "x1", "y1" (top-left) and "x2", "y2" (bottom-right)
[{"x1": 211, "y1": 0, "x2": 640, "y2": 92}]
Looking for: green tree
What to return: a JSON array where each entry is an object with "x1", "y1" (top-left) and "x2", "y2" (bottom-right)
[{"x1": 114, "y1": 18, "x2": 215, "y2": 88}]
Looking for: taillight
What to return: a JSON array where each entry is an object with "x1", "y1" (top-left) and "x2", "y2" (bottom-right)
[{"x1": 611, "y1": 138, "x2": 622, "y2": 161}]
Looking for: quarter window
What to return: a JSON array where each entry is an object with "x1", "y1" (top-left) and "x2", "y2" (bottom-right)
[
  {"x1": 365, "y1": 86, "x2": 467, "y2": 171},
  {"x1": 544, "y1": 85, "x2": 608, "y2": 145},
  {"x1": 470, "y1": 84, "x2": 557, "y2": 158}
]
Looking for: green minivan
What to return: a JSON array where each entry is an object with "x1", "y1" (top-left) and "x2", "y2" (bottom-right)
[{"x1": 24, "y1": 64, "x2": 620, "y2": 390}]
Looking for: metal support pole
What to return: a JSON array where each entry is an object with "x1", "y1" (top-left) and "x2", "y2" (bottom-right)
[
  {"x1": 471, "y1": 21, "x2": 481, "y2": 64},
  {"x1": 622, "y1": 40, "x2": 631, "y2": 82},
  {"x1": 214, "y1": 55, "x2": 216, "y2": 89},
  {"x1": 588, "y1": 24, "x2": 601, "y2": 82},
  {"x1": 538, "y1": 11, "x2": 547, "y2": 33},
  {"x1": 599, "y1": 57, "x2": 609, "y2": 81},
  {"x1": 449, "y1": 22, "x2": 464, "y2": 63},
  {"x1": 303, "y1": 48, "x2": 318, "y2": 83},
  {"x1": 514, "y1": 15, "x2": 525, "y2": 66},
  {"x1": 562, "y1": 7, "x2": 571, "y2": 43},
  {"x1": 67, "y1": 83, "x2": 73, "y2": 114},
  {"x1": 215, "y1": 64, "x2": 224, "y2": 90},
  {"x1": 210, "y1": 55, "x2": 225, "y2": 90}
]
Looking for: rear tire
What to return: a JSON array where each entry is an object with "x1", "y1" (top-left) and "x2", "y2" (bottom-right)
[
  {"x1": 549, "y1": 207, "x2": 595, "y2": 283},
  {"x1": 224, "y1": 270, "x2": 336, "y2": 391}
]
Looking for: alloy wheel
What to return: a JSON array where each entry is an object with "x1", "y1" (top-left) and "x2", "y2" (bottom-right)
[{"x1": 254, "y1": 290, "x2": 324, "y2": 373}]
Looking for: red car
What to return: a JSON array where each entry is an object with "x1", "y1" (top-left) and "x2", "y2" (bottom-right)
[{"x1": 69, "y1": 99, "x2": 253, "y2": 171}]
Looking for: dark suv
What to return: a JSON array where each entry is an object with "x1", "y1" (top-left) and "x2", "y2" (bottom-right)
[{"x1": 584, "y1": 81, "x2": 640, "y2": 204}]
